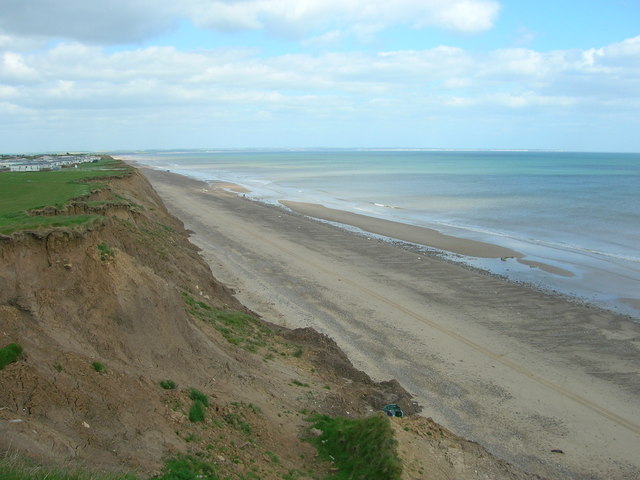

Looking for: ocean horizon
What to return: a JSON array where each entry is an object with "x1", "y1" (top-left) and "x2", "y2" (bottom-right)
[{"x1": 119, "y1": 149, "x2": 640, "y2": 320}]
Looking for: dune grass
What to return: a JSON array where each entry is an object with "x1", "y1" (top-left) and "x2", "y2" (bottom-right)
[{"x1": 0, "y1": 157, "x2": 132, "y2": 234}]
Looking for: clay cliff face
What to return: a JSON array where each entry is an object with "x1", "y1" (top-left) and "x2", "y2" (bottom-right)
[{"x1": 0, "y1": 170, "x2": 246, "y2": 471}]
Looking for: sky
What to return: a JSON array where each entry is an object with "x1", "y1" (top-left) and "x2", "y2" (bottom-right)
[{"x1": 1, "y1": 0, "x2": 639, "y2": 153}]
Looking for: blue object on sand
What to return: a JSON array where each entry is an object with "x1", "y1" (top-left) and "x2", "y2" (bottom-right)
[{"x1": 382, "y1": 404, "x2": 404, "y2": 417}]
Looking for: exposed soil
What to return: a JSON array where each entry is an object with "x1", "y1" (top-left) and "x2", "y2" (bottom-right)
[{"x1": 1, "y1": 164, "x2": 544, "y2": 479}]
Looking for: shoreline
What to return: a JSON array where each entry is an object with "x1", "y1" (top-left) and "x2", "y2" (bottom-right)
[
  {"x1": 247, "y1": 189, "x2": 637, "y2": 320},
  {"x1": 280, "y1": 200, "x2": 576, "y2": 278},
  {"x1": 280, "y1": 200, "x2": 521, "y2": 259},
  {"x1": 198, "y1": 175, "x2": 621, "y2": 318},
  {"x1": 244, "y1": 183, "x2": 626, "y2": 323},
  {"x1": 138, "y1": 166, "x2": 640, "y2": 480}
]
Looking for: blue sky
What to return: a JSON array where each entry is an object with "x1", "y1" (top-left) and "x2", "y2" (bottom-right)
[{"x1": 1, "y1": 0, "x2": 639, "y2": 152}]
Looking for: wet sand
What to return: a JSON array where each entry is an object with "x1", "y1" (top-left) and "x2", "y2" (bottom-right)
[
  {"x1": 280, "y1": 200, "x2": 574, "y2": 277},
  {"x1": 279, "y1": 200, "x2": 521, "y2": 258},
  {"x1": 140, "y1": 167, "x2": 640, "y2": 480}
]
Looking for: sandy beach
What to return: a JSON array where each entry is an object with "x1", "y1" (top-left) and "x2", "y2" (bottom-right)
[{"x1": 140, "y1": 167, "x2": 640, "y2": 480}]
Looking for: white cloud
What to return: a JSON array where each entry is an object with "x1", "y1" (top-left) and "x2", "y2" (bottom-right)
[
  {"x1": 0, "y1": 0, "x2": 500, "y2": 46},
  {"x1": 442, "y1": 95, "x2": 476, "y2": 107},
  {"x1": 0, "y1": 100, "x2": 33, "y2": 115},
  {"x1": 4, "y1": 36, "x2": 637, "y2": 115},
  {"x1": 0, "y1": 84, "x2": 18, "y2": 98},
  {"x1": 429, "y1": 0, "x2": 500, "y2": 32},
  {"x1": 488, "y1": 48, "x2": 549, "y2": 76},
  {"x1": 0, "y1": 52, "x2": 40, "y2": 83},
  {"x1": 302, "y1": 30, "x2": 345, "y2": 48},
  {"x1": 0, "y1": 33, "x2": 47, "y2": 52},
  {"x1": 487, "y1": 92, "x2": 577, "y2": 108},
  {"x1": 443, "y1": 77, "x2": 472, "y2": 88},
  {"x1": 1, "y1": 32, "x2": 639, "y2": 151},
  {"x1": 190, "y1": 0, "x2": 501, "y2": 36},
  {"x1": 602, "y1": 35, "x2": 640, "y2": 58}
]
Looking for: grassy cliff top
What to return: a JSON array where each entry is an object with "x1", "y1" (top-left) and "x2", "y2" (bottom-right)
[{"x1": 0, "y1": 157, "x2": 132, "y2": 235}]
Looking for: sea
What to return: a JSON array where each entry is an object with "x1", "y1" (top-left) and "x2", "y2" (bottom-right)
[{"x1": 118, "y1": 149, "x2": 640, "y2": 320}]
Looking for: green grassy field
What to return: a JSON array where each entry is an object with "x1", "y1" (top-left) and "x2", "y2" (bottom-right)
[{"x1": 0, "y1": 157, "x2": 132, "y2": 235}]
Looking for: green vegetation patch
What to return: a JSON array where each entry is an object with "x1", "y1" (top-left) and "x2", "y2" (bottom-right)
[
  {"x1": 182, "y1": 293, "x2": 273, "y2": 353},
  {"x1": 222, "y1": 411, "x2": 252, "y2": 435},
  {"x1": 97, "y1": 243, "x2": 115, "y2": 261},
  {"x1": 156, "y1": 455, "x2": 219, "y2": 480},
  {"x1": 188, "y1": 388, "x2": 209, "y2": 407},
  {"x1": 0, "y1": 453, "x2": 219, "y2": 480},
  {"x1": 159, "y1": 379, "x2": 177, "y2": 390},
  {"x1": 291, "y1": 379, "x2": 310, "y2": 387},
  {"x1": 307, "y1": 413, "x2": 403, "y2": 480},
  {"x1": 0, "y1": 213, "x2": 103, "y2": 235},
  {"x1": 0, "y1": 343, "x2": 23, "y2": 370},
  {"x1": 0, "y1": 157, "x2": 132, "y2": 234},
  {"x1": 187, "y1": 388, "x2": 209, "y2": 423},
  {"x1": 91, "y1": 361, "x2": 106, "y2": 373},
  {"x1": 0, "y1": 453, "x2": 136, "y2": 480},
  {"x1": 231, "y1": 401, "x2": 261, "y2": 415},
  {"x1": 188, "y1": 400, "x2": 207, "y2": 423}
]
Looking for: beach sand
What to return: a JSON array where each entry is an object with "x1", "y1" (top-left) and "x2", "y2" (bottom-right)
[{"x1": 141, "y1": 167, "x2": 640, "y2": 480}]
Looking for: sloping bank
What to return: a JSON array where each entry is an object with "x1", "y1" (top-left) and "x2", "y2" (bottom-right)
[{"x1": 0, "y1": 157, "x2": 542, "y2": 480}]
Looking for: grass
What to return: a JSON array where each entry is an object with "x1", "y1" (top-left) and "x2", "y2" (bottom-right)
[
  {"x1": 0, "y1": 214, "x2": 103, "y2": 235},
  {"x1": 0, "y1": 343, "x2": 23, "y2": 370},
  {"x1": 0, "y1": 157, "x2": 133, "y2": 235},
  {"x1": 155, "y1": 455, "x2": 219, "y2": 480},
  {"x1": 159, "y1": 380, "x2": 177, "y2": 390},
  {"x1": 307, "y1": 413, "x2": 403, "y2": 480},
  {"x1": 222, "y1": 412, "x2": 252, "y2": 435},
  {"x1": 91, "y1": 361, "x2": 106, "y2": 373},
  {"x1": 181, "y1": 293, "x2": 306, "y2": 360},
  {"x1": 291, "y1": 379, "x2": 310, "y2": 387},
  {"x1": 266, "y1": 451, "x2": 281, "y2": 465},
  {"x1": 0, "y1": 453, "x2": 219, "y2": 480},
  {"x1": 188, "y1": 400, "x2": 206, "y2": 423},
  {"x1": 97, "y1": 243, "x2": 115, "y2": 261},
  {"x1": 181, "y1": 293, "x2": 274, "y2": 353},
  {"x1": 0, "y1": 453, "x2": 136, "y2": 480},
  {"x1": 188, "y1": 388, "x2": 209, "y2": 407},
  {"x1": 187, "y1": 388, "x2": 209, "y2": 423}
]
